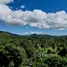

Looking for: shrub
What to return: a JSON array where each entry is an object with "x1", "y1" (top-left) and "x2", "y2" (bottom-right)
[{"x1": 44, "y1": 55, "x2": 67, "y2": 67}]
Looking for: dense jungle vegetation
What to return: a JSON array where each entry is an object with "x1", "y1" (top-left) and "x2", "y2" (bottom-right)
[{"x1": 0, "y1": 31, "x2": 67, "y2": 67}]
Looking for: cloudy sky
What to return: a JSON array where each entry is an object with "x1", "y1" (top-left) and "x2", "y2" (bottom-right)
[{"x1": 0, "y1": 0, "x2": 67, "y2": 35}]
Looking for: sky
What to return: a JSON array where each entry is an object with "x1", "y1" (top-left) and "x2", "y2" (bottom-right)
[{"x1": 0, "y1": 0, "x2": 67, "y2": 35}]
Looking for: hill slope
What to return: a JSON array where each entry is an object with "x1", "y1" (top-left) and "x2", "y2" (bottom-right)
[{"x1": 0, "y1": 31, "x2": 67, "y2": 67}]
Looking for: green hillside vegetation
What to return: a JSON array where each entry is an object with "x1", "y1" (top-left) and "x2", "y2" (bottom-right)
[{"x1": 0, "y1": 31, "x2": 67, "y2": 67}]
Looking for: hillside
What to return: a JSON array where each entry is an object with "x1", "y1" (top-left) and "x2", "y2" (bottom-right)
[{"x1": 0, "y1": 31, "x2": 67, "y2": 67}]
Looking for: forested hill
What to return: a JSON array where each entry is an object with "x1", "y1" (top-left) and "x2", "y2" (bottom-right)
[{"x1": 0, "y1": 31, "x2": 67, "y2": 67}]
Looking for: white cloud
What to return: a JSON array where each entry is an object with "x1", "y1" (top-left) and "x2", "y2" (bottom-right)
[
  {"x1": 0, "y1": 4, "x2": 12, "y2": 21},
  {"x1": 56, "y1": 28, "x2": 65, "y2": 30},
  {"x1": 22, "y1": 31, "x2": 47, "y2": 35},
  {"x1": 0, "y1": 0, "x2": 13, "y2": 4},
  {"x1": 0, "y1": 0, "x2": 67, "y2": 30},
  {"x1": 20, "y1": 5, "x2": 25, "y2": 8}
]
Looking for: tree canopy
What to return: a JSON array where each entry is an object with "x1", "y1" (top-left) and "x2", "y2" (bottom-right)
[{"x1": 0, "y1": 31, "x2": 67, "y2": 67}]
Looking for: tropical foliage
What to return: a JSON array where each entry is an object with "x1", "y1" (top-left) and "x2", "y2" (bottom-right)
[{"x1": 0, "y1": 31, "x2": 67, "y2": 67}]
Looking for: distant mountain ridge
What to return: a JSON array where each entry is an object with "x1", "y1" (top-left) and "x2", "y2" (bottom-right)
[{"x1": 0, "y1": 31, "x2": 67, "y2": 37}]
